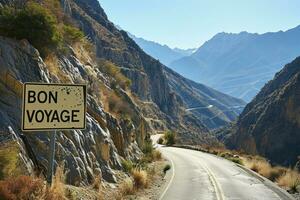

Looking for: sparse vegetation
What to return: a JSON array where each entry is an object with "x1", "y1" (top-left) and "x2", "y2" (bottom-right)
[
  {"x1": 97, "y1": 59, "x2": 132, "y2": 90},
  {"x1": 44, "y1": 165, "x2": 66, "y2": 200},
  {"x1": 163, "y1": 164, "x2": 171, "y2": 174},
  {"x1": 0, "y1": 2, "x2": 61, "y2": 57},
  {"x1": 277, "y1": 169, "x2": 300, "y2": 193},
  {"x1": 118, "y1": 178, "x2": 135, "y2": 196},
  {"x1": 158, "y1": 137, "x2": 164, "y2": 144},
  {"x1": 0, "y1": 141, "x2": 23, "y2": 179},
  {"x1": 152, "y1": 150, "x2": 162, "y2": 161},
  {"x1": 0, "y1": 1, "x2": 84, "y2": 57},
  {"x1": 121, "y1": 159, "x2": 134, "y2": 173},
  {"x1": 219, "y1": 152, "x2": 244, "y2": 165},
  {"x1": 142, "y1": 140, "x2": 154, "y2": 155},
  {"x1": 164, "y1": 131, "x2": 176, "y2": 146},
  {"x1": 0, "y1": 176, "x2": 44, "y2": 199},
  {"x1": 131, "y1": 169, "x2": 148, "y2": 189},
  {"x1": 106, "y1": 91, "x2": 135, "y2": 119}
]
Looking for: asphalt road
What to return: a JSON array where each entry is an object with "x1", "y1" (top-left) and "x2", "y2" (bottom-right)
[{"x1": 157, "y1": 146, "x2": 294, "y2": 200}]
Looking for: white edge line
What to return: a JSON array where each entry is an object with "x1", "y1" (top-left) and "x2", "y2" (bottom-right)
[{"x1": 159, "y1": 155, "x2": 175, "y2": 200}]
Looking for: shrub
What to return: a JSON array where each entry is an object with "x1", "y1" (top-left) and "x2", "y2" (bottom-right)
[
  {"x1": 97, "y1": 59, "x2": 131, "y2": 90},
  {"x1": 121, "y1": 160, "x2": 134, "y2": 173},
  {"x1": 0, "y1": 176, "x2": 44, "y2": 199},
  {"x1": 119, "y1": 178, "x2": 134, "y2": 195},
  {"x1": 157, "y1": 137, "x2": 164, "y2": 145},
  {"x1": 0, "y1": 141, "x2": 23, "y2": 179},
  {"x1": 277, "y1": 169, "x2": 300, "y2": 193},
  {"x1": 142, "y1": 140, "x2": 154, "y2": 155},
  {"x1": 92, "y1": 175, "x2": 102, "y2": 191},
  {"x1": 152, "y1": 150, "x2": 162, "y2": 161},
  {"x1": 228, "y1": 157, "x2": 243, "y2": 165},
  {"x1": 0, "y1": 2, "x2": 62, "y2": 57},
  {"x1": 163, "y1": 164, "x2": 171, "y2": 174},
  {"x1": 44, "y1": 165, "x2": 66, "y2": 200},
  {"x1": 63, "y1": 25, "x2": 84, "y2": 44},
  {"x1": 107, "y1": 91, "x2": 134, "y2": 119},
  {"x1": 131, "y1": 169, "x2": 148, "y2": 189},
  {"x1": 164, "y1": 131, "x2": 176, "y2": 146}
]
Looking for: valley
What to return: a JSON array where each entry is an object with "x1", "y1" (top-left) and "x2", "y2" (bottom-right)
[{"x1": 0, "y1": 0, "x2": 299, "y2": 199}]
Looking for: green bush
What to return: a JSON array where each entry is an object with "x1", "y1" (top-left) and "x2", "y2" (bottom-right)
[
  {"x1": 163, "y1": 164, "x2": 171, "y2": 174},
  {"x1": 142, "y1": 140, "x2": 153, "y2": 155},
  {"x1": 63, "y1": 25, "x2": 84, "y2": 44},
  {"x1": 157, "y1": 137, "x2": 164, "y2": 145},
  {"x1": 0, "y1": 141, "x2": 23, "y2": 179},
  {"x1": 0, "y1": 2, "x2": 62, "y2": 57},
  {"x1": 164, "y1": 131, "x2": 176, "y2": 146},
  {"x1": 121, "y1": 160, "x2": 134, "y2": 173}
]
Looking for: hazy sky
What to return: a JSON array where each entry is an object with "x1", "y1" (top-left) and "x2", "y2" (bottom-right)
[{"x1": 100, "y1": 0, "x2": 300, "y2": 49}]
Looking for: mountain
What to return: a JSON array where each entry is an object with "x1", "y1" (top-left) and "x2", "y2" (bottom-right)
[
  {"x1": 170, "y1": 27, "x2": 300, "y2": 102},
  {"x1": 70, "y1": 0, "x2": 245, "y2": 132},
  {"x1": 0, "y1": 0, "x2": 246, "y2": 185},
  {"x1": 218, "y1": 57, "x2": 300, "y2": 166},
  {"x1": 128, "y1": 33, "x2": 195, "y2": 66}
]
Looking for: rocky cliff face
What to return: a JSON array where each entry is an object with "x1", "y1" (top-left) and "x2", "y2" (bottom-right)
[
  {"x1": 0, "y1": 36, "x2": 145, "y2": 185},
  {"x1": 220, "y1": 57, "x2": 300, "y2": 166}
]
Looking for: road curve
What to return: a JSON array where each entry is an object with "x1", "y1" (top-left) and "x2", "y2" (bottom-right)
[{"x1": 158, "y1": 147, "x2": 294, "y2": 200}]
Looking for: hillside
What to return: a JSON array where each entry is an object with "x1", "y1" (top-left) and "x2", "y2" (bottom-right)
[
  {"x1": 68, "y1": 0, "x2": 245, "y2": 132},
  {"x1": 128, "y1": 33, "x2": 195, "y2": 66},
  {"x1": 218, "y1": 57, "x2": 300, "y2": 166},
  {"x1": 170, "y1": 26, "x2": 300, "y2": 102},
  {"x1": 0, "y1": 0, "x2": 247, "y2": 187}
]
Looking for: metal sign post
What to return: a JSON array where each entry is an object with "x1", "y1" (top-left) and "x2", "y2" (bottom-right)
[
  {"x1": 47, "y1": 131, "x2": 56, "y2": 185},
  {"x1": 22, "y1": 83, "x2": 87, "y2": 186}
]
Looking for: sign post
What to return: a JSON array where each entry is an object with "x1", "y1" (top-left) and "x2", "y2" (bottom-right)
[
  {"x1": 22, "y1": 83, "x2": 86, "y2": 185},
  {"x1": 47, "y1": 131, "x2": 56, "y2": 185}
]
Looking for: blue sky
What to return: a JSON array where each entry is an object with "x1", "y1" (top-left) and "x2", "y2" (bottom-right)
[{"x1": 100, "y1": 0, "x2": 300, "y2": 49}]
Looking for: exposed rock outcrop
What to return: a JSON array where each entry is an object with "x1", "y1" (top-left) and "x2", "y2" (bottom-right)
[
  {"x1": 0, "y1": 37, "x2": 144, "y2": 185},
  {"x1": 220, "y1": 57, "x2": 300, "y2": 166}
]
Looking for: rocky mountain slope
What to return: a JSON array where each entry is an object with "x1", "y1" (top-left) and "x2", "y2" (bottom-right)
[
  {"x1": 170, "y1": 26, "x2": 300, "y2": 102},
  {"x1": 218, "y1": 57, "x2": 300, "y2": 166},
  {"x1": 0, "y1": 35, "x2": 147, "y2": 185},
  {"x1": 0, "y1": 0, "x2": 245, "y2": 187},
  {"x1": 69, "y1": 0, "x2": 245, "y2": 131},
  {"x1": 128, "y1": 33, "x2": 195, "y2": 66}
]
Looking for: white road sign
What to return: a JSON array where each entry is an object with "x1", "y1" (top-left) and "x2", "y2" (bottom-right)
[{"x1": 22, "y1": 83, "x2": 86, "y2": 131}]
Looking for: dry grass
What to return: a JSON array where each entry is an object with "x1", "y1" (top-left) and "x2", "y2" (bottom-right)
[
  {"x1": 131, "y1": 169, "x2": 148, "y2": 189},
  {"x1": 92, "y1": 175, "x2": 102, "y2": 192},
  {"x1": 120, "y1": 178, "x2": 135, "y2": 195},
  {"x1": 0, "y1": 176, "x2": 44, "y2": 199},
  {"x1": 44, "y1": 166, "x2": 66, "y2": 200},
  {"x1": 45, "y1": 55, "x2": 72, "y2": 83},
  {"x1": 97, "y1": 59, "x2": 131, "y2": 90},
  {"x1": 152, "y1": 150, "x2": 162, "y2": 161},
  {"x1": 277, "y1": 169, "x2": 300, "y2": 193},
  {"x1": 243, "y1": 157, "x2": 286, "y2": 181}
]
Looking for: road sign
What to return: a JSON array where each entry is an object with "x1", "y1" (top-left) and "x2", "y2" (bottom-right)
[{"x1": 22, "y1": 83, "x2": 86, "y2": 131}]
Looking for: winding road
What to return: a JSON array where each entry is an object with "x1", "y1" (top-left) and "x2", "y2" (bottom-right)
[{"x1": 152, "y1": 137, "x2": 294, "y2": 200}]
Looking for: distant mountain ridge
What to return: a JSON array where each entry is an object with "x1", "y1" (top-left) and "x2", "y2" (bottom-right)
[
  {"x1": 170, "y1": 26, "x2": 300, "y2": 102},
  {"x1": 128, "y1": 33, "x2": 196, "y2": 66}
]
